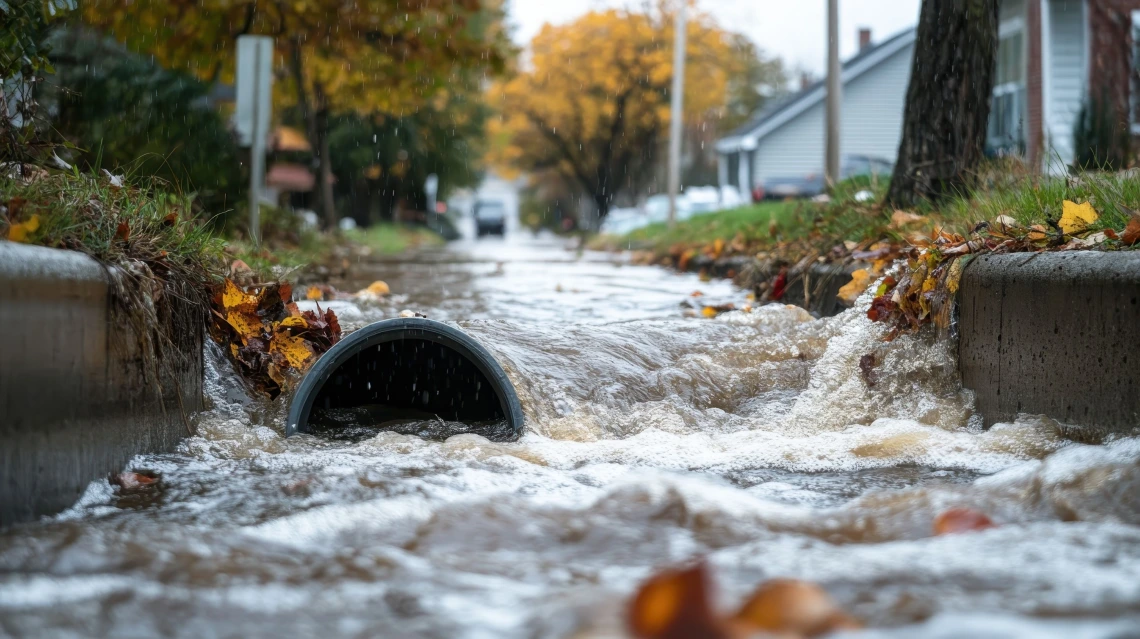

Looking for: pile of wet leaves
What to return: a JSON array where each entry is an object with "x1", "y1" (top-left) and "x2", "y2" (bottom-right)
[
  {"x1": 865, "y1": 201, "x2": 1140, "y2": 338},
  {"x1": 209, "y1": 273, "x2": 342, "y2": 399}
]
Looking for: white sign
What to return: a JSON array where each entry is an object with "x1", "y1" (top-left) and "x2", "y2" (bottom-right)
[
  {"x1": 235, "y1": 36, "x2": 273, "y2": 148},
  {"x1": 235, "y1": 35, "x2": 273, "y2": 244}
]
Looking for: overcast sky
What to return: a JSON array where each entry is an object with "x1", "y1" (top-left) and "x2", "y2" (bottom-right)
[{"x1": 508, "y1": 0, "x2": 922, "y2": 76}]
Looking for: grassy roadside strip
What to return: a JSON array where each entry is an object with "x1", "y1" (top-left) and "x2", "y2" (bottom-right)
[{"x1": 589, "y1": 169, "x2": 1140, "y2": 319}]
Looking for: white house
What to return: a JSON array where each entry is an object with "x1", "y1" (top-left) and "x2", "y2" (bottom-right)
[
  {"x1": 717, "y1": 1, "x2": 1140, "y2": 192},
  {"x1": 715, "y1": 28, "x2": 916, "y2": 195}
]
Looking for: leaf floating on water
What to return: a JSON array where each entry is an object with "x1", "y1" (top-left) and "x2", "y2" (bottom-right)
[
  {"x1": 733, "y1": 579, "x2": 861, "y2": 637},
  {"x1": 111, "y1": 472, "x2": 157, "y2": 490},
  {"x1": 933, "y1": 507, "x2": 996, "y2": 535},
  {"x1": 1059, "y1": 200, "x2": 1098, "y2": 235},
  {"x1": 837, "y1": 268, "x2": 873, "y2": 306},
  {"x1": 627, "y1": 563, "x2": 725, "y2": 639}
]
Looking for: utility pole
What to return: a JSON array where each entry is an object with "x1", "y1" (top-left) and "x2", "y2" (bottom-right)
[
  {"x1": 667, "y1": 0, "x2": 687, "y2": 227},
  {"x1": 825, "y1": 0, "x2": 841, "y2": 188}
]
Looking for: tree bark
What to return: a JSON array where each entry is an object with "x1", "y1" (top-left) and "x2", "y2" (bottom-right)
[
  {"x1": 288, "y1": 38, "x2": 337, "y2": 230},
  {"x1": 887, "y1": 0, "x2": 1000, "y2": 208}
]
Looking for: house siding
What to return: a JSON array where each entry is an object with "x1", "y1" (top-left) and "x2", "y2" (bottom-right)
[
  {"x1": 1044, "y1": 0, "x2": 1088, "y2": 170},
  {"x1": 751, "y1": 43, "x2": 913, "y2": 185}
]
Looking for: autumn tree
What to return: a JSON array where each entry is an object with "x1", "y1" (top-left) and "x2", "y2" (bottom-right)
[
  {"x1": 81, "y1": 0, "x2": 510, "y2": 228},
  {"x1": 489, "y1": 7, "x2": 742, "y2": 221},
  {"x1": 887, "y1": 0, "x2": 999, "y2": 208}
]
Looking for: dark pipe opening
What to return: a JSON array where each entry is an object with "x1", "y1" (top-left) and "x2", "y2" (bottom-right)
[{"x1": 286, "y1": 319, "x2": 525, "y2": 442}]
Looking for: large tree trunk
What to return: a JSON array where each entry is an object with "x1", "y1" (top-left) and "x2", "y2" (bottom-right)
[{"x1": 887, "y1": 0, "x2": 1000, "y2": 208}]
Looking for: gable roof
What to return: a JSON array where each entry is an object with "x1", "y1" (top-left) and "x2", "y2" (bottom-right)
[{"x1": 716, "y1": 28, "x2": 916, "y2": 154}]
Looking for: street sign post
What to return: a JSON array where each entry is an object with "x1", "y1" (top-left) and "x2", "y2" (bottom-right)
[{"x1": 236, "y1": 35, "x2": 273, "y2": 245}]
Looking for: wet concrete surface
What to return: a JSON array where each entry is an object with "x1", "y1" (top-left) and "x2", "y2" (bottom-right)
[
  {"x1": 0, "y1": 243, "x2": 202, "y2": 526},
  {"x1": 958, "y1": 251, "x2": 1140, "y2": 436}
]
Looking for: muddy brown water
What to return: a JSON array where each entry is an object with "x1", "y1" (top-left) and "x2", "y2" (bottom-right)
[{"x1": 2, "y1": 233, "x2": 1139, "y2": 638}]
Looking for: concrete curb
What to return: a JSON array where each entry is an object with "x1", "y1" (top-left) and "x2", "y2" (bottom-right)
[
  {"x1": 0, "y1": 243, "x2": 203, "y2": 526},
  {"x1": 958, "y1": 251, "x2": 1140, "y2": 436}
]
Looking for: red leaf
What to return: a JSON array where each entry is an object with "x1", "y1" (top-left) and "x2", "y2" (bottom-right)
[
  {"x1": 866, "y1": 295, "x2": 897, "y2": 322},
  {"x1": 115, "y1": 221, "x2": 130, "y2": 242}
]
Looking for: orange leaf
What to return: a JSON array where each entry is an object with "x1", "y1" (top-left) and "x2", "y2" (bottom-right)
[
  {"x1": 6, "y1": 213, "x2": 40, "y2": 243},
  {"x1": 628, "y1": 563, "x2": 725, "y2": 639},
  {"x1": 1122, "y1": 212, "x2": 1140, "y2": 246},
  {"x1": 115, "y1": 221, "x2": 131, "y2": 242},
  {"x1": 933, "y1": 507, "x2": 996, "y2": 535},
  {"x1": 733, "y1": 579, "x2": 861, "y2": 637}
]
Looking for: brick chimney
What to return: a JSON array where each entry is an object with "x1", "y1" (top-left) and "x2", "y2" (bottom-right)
[{"x1": 858, "y1": 28, "x2": 873, "y2": 51}]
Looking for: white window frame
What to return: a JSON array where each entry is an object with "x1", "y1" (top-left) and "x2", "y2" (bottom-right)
[
  {"x1": 1132, "y1": 10, "x2": 1140, "y2": 134},
  {"x1": 989, "y1": 16, "x2": 1029, "y2": 155}
]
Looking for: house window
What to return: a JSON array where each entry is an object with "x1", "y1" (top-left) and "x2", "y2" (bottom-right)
[
  {"x1": 988, "y1": 28, "x2": 1027, "y2": 156},
  {"x1": 1132, "y1": 11, "x2": 1140, "y2": 133}
]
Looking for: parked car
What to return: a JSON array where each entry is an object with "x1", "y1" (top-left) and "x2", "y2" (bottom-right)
[
  {"x1": 760, "y1": 155, "x2": 893, "y2": 200},
  {"x1": 473, "y1": 200, "x2": 506, "y2": 236}
]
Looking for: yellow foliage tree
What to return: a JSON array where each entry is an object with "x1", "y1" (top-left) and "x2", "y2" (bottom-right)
[
  {"x1": 81, "y1": 0, "x2": 510, "y2": 228},
  {"x1": 488, "y1": 6, "x2": 742, "y2": 219}
]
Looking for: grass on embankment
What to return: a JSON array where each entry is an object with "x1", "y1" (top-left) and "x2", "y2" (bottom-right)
[
  {"x1": 2, "y1": 169, "x2": 225, "y2": 289},
  {"x1": 591, "y1": 169, "x2": 1140, "y2": 263}
]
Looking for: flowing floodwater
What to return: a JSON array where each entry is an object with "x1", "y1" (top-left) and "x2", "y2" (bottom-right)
[{"x1": 2, "y1": 233, "x2": 1140, "y2": 638}]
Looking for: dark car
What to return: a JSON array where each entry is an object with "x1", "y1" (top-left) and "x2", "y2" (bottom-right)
[
  {"x1": 760, "y1": 155, "x2": 894, "y2": 200},
  {"x1": 473, "y1": 200, "x2": 506, "y2": 237}
]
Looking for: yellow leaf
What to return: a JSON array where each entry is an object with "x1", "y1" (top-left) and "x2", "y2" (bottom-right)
[
  {"x1": 222, "y1": 279, "x2": 257, "y2": 310},
  {"x1": 701, "y1": 306, "x2": 718, "y2": 318},
  {"x1": 837, "y1": 269, "x2": 873, "y2": 306},
  {"x1": 278, "y1": 316, "x2": 309, "y2": 330},
  {"x1": 7, "y1": 214, "x2": 40, "y2": 243},
  {"x1": 225, "y1": 308, "x2": 263, "y2": 342},
  {"x1": 946, "y1": 258, "x2": 964, "y2": 294},
  {"x1": 270, "y1": 334, "x2": 315, "y2": 370},
  {"x1": 361, "y1": 280, "x2": 390, "y2": 296},
  {"x1": 1060, "y1": 200, "x2": 1098, "y2": 235},
  {"x1": 305, "y1": 286, "x2": 323, "y2": 301}
]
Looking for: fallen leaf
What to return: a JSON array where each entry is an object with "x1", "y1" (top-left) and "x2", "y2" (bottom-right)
[
  {"x1": 945, "y1": 257, "x2": 965, "y2": 294},
  {"x1": 1027, "y1": 224, "x2": 1050, "y2": 242},
  {"x1": 112, "y1": 472, "x2": 157, "y2": 490},
  {"x1": 101, "y1": 168, "x2": 124, "y2": 189},
  {"x1": 1059, "y1": 200, "x2": 1098, "y2": 235},
  {"x1": 269, "y1": 333, "x2": 315, "y2": 370},
  {"x1": 628, "y1": 563, "x2": 725, "y2": 639},
  {"x1": 1122, "y1": 211, "x2": 1140, "y2": 246},
  {"x1": 933, "y1": 507, "x2": 996, "y2": 535},
  {"x1": 867, "y1": 295, "x2": 897, "y2": 322},
  {"x1": 990, "y1": 214, "x2": 1020, "y2": 232},
  {"x1": 889, "y1": 210, "x2": 924, "y2": 229},
  {"x1": 278, "y1": 315, "x2": 309, "y2": 330},
  {"x1": 306, "y1": 286, "x2": 324, "y2": 301},
  {"x1": 6, "y1": 213, "x2": 39, "y2": 242},
  {"x1": 355, "y1": 280, "x2": 391, "y2": 299},
  {"x1": 733, "y1": 579, "x2": 861, "y2": 637},
  {"x1": 858, "y1": 353, "x2": 878, "y2": 387},
  {"x1": 222, "y1": 279, "x2": 258, "y2": 311},
  {"x1": 837, "y1": 269, "x2": 873, "y2": 306},
  {"x1": 690, "y1": 290, "x2": 704, "y2": 297},
  {"x1": 163, "y1": 212, "x2": 179, "y2": 226},
  {"x1": 115, "y1": 221, "x2": 130, "y2": 242}
]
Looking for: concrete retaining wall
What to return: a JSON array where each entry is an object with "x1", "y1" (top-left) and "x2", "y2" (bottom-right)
[
  {"x1": 0, "y1": 243, "x2": 203, "y2": 526},
  {"x1": 958, "y1": 251, "x2": 1140, "y2": 436}
]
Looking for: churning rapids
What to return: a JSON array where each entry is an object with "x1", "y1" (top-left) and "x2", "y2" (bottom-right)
[{"x1": 2, "y1": 233, "x2": 1139, "y2": 638}]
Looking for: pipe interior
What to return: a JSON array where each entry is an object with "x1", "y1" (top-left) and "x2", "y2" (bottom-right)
[{"x1": 308, "y1": 337, "x2": 507, "y2": 438}]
